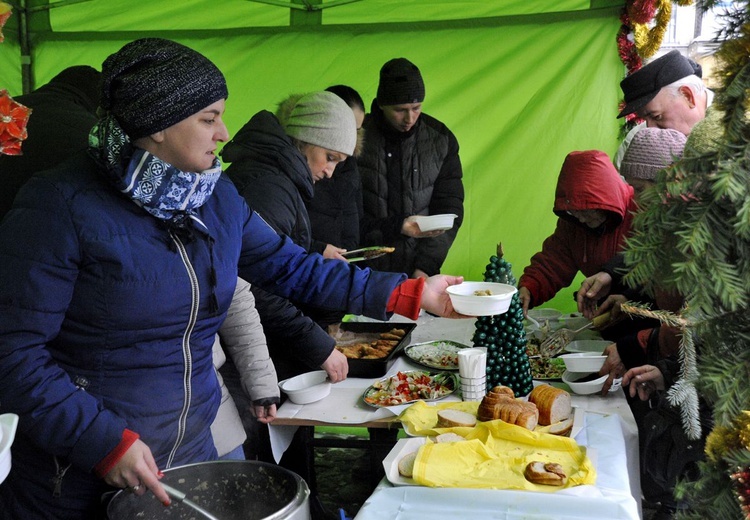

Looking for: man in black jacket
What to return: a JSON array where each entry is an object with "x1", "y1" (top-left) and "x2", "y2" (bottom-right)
[{"x1": 359, "y1": 58, "x2": 464, "y2": 278}]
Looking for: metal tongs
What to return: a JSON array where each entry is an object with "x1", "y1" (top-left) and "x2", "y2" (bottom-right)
[
  {"x1": 341, "y1": 246, "x2": 394, "y2": 263},
  {"x1": 538, "y1": 311, "x2": 612, "y2": 357},
  {"x1": 161, "y1": 483, "x2": 221, "y2": 520}
]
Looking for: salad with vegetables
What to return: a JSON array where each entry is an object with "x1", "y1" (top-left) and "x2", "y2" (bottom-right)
[{"x1": 363, "y1": 370, "x2": 456, "y2": 407}]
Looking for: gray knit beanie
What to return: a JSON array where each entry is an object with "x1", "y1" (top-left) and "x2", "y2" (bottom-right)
[
  {"x1": 377, "y1": 58, "x2": 425, "y2": 106},
  {"x1": 283, "y1": 91, "x2": 356, "y2": 156},
  {"x1": 100, "y1": 38, "x2": 228, "y2": 139},
  {"x1": 620, "y1": 127, "x2": 687, "y2": 180}
]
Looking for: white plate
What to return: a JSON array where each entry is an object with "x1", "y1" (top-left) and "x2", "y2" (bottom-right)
[
  {"x1": 404, "y1": 340, "x2": 470, "y2": 370},
  {"x1": 414, "y1": 214, "x2": 457, "y2": 232},
  {"x1": 382, "y1": 437, "x2": 427, "y2": 486},
  {"x1": 0, "y1": 414, "x2": 19, "y2": 484}
]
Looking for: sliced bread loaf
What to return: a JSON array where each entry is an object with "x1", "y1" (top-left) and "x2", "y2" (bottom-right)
[{"x1": 436, "y1": 409, "x2": 477, "y2": 428}]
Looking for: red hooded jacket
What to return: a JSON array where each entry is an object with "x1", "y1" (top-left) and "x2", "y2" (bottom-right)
[{"x1": 519, "y1": 150, "x2": 637, "y2": 308}]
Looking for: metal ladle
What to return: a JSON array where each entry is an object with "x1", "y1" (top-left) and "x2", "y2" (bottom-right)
[{"x1": 161, "y1": 482, "x2": 221, "y2": 520}]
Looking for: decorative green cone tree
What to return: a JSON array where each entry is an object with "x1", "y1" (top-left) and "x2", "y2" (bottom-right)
[{"x1": 472, "y1": 243, "x2": 533, "y2": 397}]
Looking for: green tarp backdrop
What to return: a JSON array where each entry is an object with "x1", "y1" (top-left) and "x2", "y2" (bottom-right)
[{"x1": 1, "y1": 0, "x2": 626, "y2": 312}]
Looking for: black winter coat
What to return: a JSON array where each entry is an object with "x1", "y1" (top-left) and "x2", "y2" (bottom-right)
[
  {"x1": 222, "y1": 111, "x2": 335, "y2": 378},
  {"x1": 358, "y1": 102, "x2": 464, "y2": 276}
]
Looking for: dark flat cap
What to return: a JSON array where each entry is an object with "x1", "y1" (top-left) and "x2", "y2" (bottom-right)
[{"x1": 618, "y1": 50, "x2": 700, "y2": 118}]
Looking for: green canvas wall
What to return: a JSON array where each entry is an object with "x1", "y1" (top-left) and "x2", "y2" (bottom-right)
[{"x1": 0, "y1": 3, "x2": 624, "y2": 313}]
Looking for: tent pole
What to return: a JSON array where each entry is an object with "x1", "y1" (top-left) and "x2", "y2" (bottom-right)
[{"x1": 16, "y1": 0, "x2": 33, "y2": 94}]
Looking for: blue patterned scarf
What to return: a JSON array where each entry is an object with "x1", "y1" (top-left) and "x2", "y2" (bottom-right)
[{"x1": 88, "y1": 116, "x2": 221, "y2": 233}]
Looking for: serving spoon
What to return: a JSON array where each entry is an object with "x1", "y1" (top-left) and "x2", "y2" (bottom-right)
[{"x1": 161, "y1": 482, "x2": 221, "y2": 520}]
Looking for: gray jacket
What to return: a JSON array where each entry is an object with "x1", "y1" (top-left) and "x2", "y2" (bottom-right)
[{"x1": 211, "y1": 278, "x2": 279, "y2": 456}]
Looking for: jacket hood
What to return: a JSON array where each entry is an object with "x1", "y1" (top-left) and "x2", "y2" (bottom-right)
[
  {"x1": 36, "y1": 65, "x2": 102, "y2": 115},
  {"x1": 553, "y1": 150, "x2": 634, "y2": 230},
  {"x1": 277, "y1": 93, "x2": 365, "y2": 156}
]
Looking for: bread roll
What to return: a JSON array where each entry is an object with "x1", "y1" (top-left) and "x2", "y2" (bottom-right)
[
  {"x1": 436, "y1": 409, "x2": 477, "y2": 428},
  {"x1": 524, "y1": 461, "x2": 567, "y2": 486},
  {"x1": 528, "y1": 384, "x2": 572, "y2": 426},
  {"x1": 398, "y1": 451, "x2": 417, "y2": 478}
]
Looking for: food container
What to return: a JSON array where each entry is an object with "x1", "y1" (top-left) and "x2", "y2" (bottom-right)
[
  {"x1": 562, "y1": 370, "x2": 608, "y2": 395},
  {"x1": 278, "y1": 370, "x2": 331, "y2": 404},
  {"x1": 446, "y1": 282, "x2": 517, "y2": 316},
  {"x1": 107, "y1": 460, "x2": 310, "y2": 520},
  {"x1": 564, "y1": 339, "x2": 612, "y2": 354},
  {"x1": 560, "y1": 353, "x2": 606, "y2": 373},
  {"x1": 527, "y1": 308, "x2": 563, "y2": 322},
  {"x1": 413, "y1": 214, "x2": 457, "y2": 232},
  {"x1": 334, "y1": 322, "x2": 417, "y2": 378},
  {"x1": 0, "y1": 413, "x2": 19, "y2": 485}
]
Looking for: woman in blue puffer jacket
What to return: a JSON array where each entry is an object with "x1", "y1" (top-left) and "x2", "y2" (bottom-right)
[{"x1": 0, "y1": 38, "x2": 463, "y2": 520}]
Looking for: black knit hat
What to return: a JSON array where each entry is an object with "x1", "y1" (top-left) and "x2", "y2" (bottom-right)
[
  {"x1": 100, "y1": 38, "x2": 228, "y2": 139},
  {"x1": 618, "y1": 50, "x2": 699, "y2": 118},
  {"x1": 376, "y1": 58, "x2": 425, "y2": 106}
]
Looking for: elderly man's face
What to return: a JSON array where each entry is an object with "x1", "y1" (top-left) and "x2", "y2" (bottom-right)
[{"x1": 637, "y1": 86, "x2": 703, "y2": 136}]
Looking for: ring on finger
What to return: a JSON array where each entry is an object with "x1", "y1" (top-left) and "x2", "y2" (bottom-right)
[{"x1": 130, "y1": 484, "x2": 141, "y2": 492}]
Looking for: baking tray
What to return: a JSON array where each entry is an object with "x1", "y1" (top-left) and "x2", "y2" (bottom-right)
[{"x1": 334, "y1": 321, "x2": 417, "y2": 378}]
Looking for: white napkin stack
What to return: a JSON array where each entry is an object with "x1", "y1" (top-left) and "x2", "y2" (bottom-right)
[{"x1": 458, "y1": 348, "x2": 487, "y2": 401}]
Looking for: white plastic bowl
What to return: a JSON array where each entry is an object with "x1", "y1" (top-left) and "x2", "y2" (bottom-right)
[
  {"x1": 562, "y1": 370, "x2": 608, "y2": 395},
  {"x1": 560, "y1": 353, "x2": 606, "y2": 373},
  {"x1": 564, "y1": 339, "x2": 612, "y2": 354},
  {"x1": 278, "y1": 370, "x2": 332, "y2": 404},
  {"x1": 414, "y1": 214, "x2": 458, "y2": 232},
  {"x1": 446, "y1": 282, "x2": 517, "y2": 316},
  {"x1": 527, "y1": 308, "x2": 562, "y2": 322},
  {"x1": 0, "y1": 413, "x2": 19, "y2": 484}
]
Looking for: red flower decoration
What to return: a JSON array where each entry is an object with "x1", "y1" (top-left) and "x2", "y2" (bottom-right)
[
  {"x1": 0, "y1": 90, "x2": 32, "y2": 157},
  {"x1": 0, "y1": 2, "x2": 12, "y2": 43}
]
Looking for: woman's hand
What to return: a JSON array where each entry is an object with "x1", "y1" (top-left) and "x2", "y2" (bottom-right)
[
  {"x1": 103, "y1": 439, "x2": 170, "y2": 506},
  {"x1": 518, "y1": 287, "x2": 532, "y2": 316},
  {"x1": 576, "y1": 272, "x2": 612, "y2": 319},
  {"x1": 401, "y1": 216, "x2": 446, "y2": 238},
  {"x1": 321, "y1": 348, "x2": 348, "y2": 383},
  {"x1": 322, "y1": 244, "x2": 347, "y2": 261},
  {"x1": 622, "y1": 364, "x2": 665, "y2": 400},
  {"x1": 421, "y1": 275, "x2": 465, "y2": 318},
  {"x1": 252, "y1": 403, "x2": 277, "y2": 424},
  {"x1": 598, "y1": 343, "x2": 624, "y2": 395}
]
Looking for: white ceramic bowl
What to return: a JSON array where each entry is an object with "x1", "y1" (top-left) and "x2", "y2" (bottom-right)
[
  {"x1": 527, "y1": 308, "x2": 563, "y2": 322},
  {"x1": 414, "y1": 214, "x2": 458, "y2": 232},
  {"x1": 446, "y1": 282, "x2": 517, "y2": 316},
  {"x1": 278, "y1": 370, "x2": 332, "y2": 404},
  {"x1": 564, "y1": 339, "x2": 612, "y2": 354},
  {"x1": 562, "y1": 370, "x2": 608, "y2": 395},
  {"x1": 560, "y1": 353, "x2": 606, "y2": 373}
]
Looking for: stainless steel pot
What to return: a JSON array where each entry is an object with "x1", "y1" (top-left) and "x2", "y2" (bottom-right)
[{"x1": 107, "y1": 460, "x2": 310, "y2": 520}]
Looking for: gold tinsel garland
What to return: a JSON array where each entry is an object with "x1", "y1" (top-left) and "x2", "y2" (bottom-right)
[
  {"x1": 632, "y1": 0, "x2": 673, "y2": 58},
  {"x1": 705, "y1": 411, "x2": 750, "y2": 462}
]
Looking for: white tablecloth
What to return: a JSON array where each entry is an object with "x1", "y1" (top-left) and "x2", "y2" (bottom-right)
[
  {"x1": 270, "y1": 315, "x2": 642, "y2": 519},
  {"x1": 354, "y1": 411, "x2": 640, "y2": 520}
]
